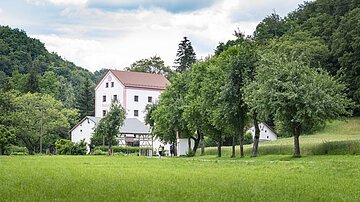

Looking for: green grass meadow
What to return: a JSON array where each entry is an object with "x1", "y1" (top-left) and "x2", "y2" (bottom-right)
[{"x1": 0, "y1": 118, "x2": 360, "y2": 201}]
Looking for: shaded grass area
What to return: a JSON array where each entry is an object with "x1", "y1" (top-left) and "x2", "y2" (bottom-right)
[
  {"x1": 205, "y1": 117, "x2": 360, "y2": 157},
  {"x1": 1, "y1": 155, "x2": 360, "y2": 201}
]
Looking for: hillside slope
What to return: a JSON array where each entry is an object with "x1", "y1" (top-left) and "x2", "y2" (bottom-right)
[{"x1": 205, "y1": 117, "x2": 360, "y2": 156}]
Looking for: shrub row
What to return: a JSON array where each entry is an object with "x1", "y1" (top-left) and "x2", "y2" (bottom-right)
[
  {"x1": 93, "y1": 145, "x2": 152, "y2": 154},
  {"x1": 55, "y1": 139, "x2": 87, "y2": 155}
]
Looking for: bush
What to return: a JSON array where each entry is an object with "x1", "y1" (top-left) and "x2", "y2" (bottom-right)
[
  {"x1": 244, "y1": 132, "x2": 253, "y2": 145},
  {"x1": 92, "y1": 145, "x2": 152, "y2": 155},
  {"x1": 55, "y1": 139, "x2": 87, "y2": 155},
  {"x1": 8, "y1": 145, "x2": 28, "y2": 155}
]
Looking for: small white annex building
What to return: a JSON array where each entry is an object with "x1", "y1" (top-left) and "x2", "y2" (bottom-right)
[
  {"x1": 177, "y1": 138, "x2": 195, "y2": 156},
  {"x1": 247, "y1": 123, "x2": 277, "y2": 141}
]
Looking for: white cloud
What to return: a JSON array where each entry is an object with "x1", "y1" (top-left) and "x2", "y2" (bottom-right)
[
  {"x1": 27, "y1": 0, "x2": 88, "y2": 6},
  {"x1": 24, "y1": 0, "x2": 304, "y2": 72}
]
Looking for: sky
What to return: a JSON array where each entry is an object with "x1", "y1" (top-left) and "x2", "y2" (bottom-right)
[{"x1": 0, "y1": 0, "x2": 306, "y2": 72}]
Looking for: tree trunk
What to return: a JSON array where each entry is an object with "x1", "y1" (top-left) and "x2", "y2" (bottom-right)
[
  {"x1": 188, "y1": 136, "x2": 191, "y2": 153},
  {"x1": 191, "y1": 130, "x2": 201, "y2": 153},
  {"x1": 293, "y1": 125, "x2": 301, "y2": 157},
  {"x1": 239, "y1": 131, "x2": 244, "y2": 157},
  {"x1": 231, "y1": 135, "x2": 236, "y2": 158},
  {"x1": 200, "y1": 132, "x2": 205, "y2": 155},
  {"x1": 217, "y1": 138, "x2": 222, "y2": 157},
  {"x1": 108, "y1": 140, "x2": 113, "y2": 156},
  {"x1": 252, "y1": 112, "x2": 260, "y2": 157}
]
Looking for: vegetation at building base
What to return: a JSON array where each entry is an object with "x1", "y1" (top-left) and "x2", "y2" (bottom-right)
[
  {"x1": 92, "y1": 100, "x2": 126, "y2": 155},
  {"x1": 1, "y1": 155, "x2": 360, "y2": 201}
]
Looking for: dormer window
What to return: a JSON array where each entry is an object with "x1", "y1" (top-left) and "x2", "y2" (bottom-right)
[{"x1": 134, "y1": 95, "x2": 139, "y2": 102}]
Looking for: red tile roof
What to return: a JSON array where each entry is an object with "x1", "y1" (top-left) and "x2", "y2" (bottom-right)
[{"x1": 109, "y1": 69, "x2": 170, "y2": 90}]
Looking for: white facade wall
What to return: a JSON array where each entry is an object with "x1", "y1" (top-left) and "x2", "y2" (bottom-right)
[
  {"x1": 125, "y1": 87, "x2": 161, "y2": 122},
  {"x1": 177, "y1": 138, "x2": 195, "y2": 156},
  {"x1": 95, "y1": 72, "x2": 125, "y2": 118},
  {"x1": 247, "y1": 123, "x2": 277, "y2": 141},
  {"x1": 71, "y1": 119, "x2": 96, "y2": 144}
]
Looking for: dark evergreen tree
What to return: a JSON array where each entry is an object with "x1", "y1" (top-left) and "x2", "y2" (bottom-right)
[
  {"x1": 25, "y1": 67, "x2": 39, "y2": 93},
  {"x1": 174, "y1": 36, "x2": 196, "y2": 73},
  {"x1": 77, "y1": 78, "x2": 94, "y2": 118}
]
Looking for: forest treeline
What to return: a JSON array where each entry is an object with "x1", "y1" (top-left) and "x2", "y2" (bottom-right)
[{"x1": 0, "y1": 0, "x2": 359, "y2": 155}]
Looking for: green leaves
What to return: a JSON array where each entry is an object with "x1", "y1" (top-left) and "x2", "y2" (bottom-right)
[
  {"x1": 245, "y1": 53, "x2": 353, "y2": 134},
  {"x1": 93, "y1": 100, "x2": 126, "y2": 149}
]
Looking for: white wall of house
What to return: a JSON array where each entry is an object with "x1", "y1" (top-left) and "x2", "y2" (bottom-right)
[
  {"x1": 247, "y1": 123, "x2": 277, "y2": 141},
  {"x1": 125, "y1": 87, "x2": 162, "y2": 122},
  {"x1": 95, "y1": 72, "x2": 125, "y2": 118},
  {"x1": 177, "y1": 138, "x2": 195, "y2": 156},
  {"x1": 71, "y1": 119, "x2": 96, "y2": 144}
]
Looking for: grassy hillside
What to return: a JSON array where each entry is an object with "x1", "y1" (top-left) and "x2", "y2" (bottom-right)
[
  {"x1": 205, "y1": 117, "x2": 360, "y2": 157},
  {"x1": 1, "y1": 155, "x2": 360, "y2": 201}
]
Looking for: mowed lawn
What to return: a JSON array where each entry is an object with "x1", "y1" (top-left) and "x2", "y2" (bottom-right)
[
  {"x1": 1, "y1": 155, "x2": 360, "y2": 201},
  {"x1": 1, "y1": 118, "x2": 360, "y2": 201}
]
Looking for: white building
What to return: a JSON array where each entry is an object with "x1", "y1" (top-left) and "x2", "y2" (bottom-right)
[
  {"x1": 95, "y1": 70, "x2": 169, "y2": 121},
  {"x1": 70, "y1": 69, "x2": 170, "y2": 154},
  {"x1": 247, "y1": 123, "x2": 277, "y2": 141}
]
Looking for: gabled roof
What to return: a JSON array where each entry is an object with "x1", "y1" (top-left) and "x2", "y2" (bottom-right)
[
  {"x1": 69, "y1": 116, "x2": 99, "y2": 133},
  {"x1": 120, "y1": 118, "x2": 150, "y2": 134},
  {"x1": 109, "y1": 69, "x2": 170, "y2": 90}
]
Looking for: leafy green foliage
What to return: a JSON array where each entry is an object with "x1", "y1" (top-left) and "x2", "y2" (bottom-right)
[
  {"x1": 0, "y1": 125, "x2": 16, "y2": 155},
  {"x1": 93, "y1": 100, "x2": 126, "y2": 155},
  {"x1": 244, "y1": 54, "x2": 353, "y2": 156},
  {"x1": 126, "y1": 55, "x2": 173, "y2": 79},
  {"x1": 55, "y1": 139, "x2": 87, "y2": 155}
]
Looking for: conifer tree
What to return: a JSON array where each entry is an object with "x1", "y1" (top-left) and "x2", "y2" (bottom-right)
[
  {"x1": 77, "y1": 78, "x2": 94, "y2": 118},
  {"x1": 174, "y1": 36, "x2": 196, "y2": 73}
]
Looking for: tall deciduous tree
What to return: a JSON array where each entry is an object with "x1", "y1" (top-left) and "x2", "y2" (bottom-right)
[
  {"x1": 245, "y1": 54, "x2": 353, "y2": 157},
  {"x1": 126, "y1": 56, "x2": 173, "y2": 79},
  {"x1": 11, "y1": 92, "x2": 76, "y2": 154},
  {"x1": 174, "y1": 37, "x2": 196, "y2": 73},
  {"x1": 93, "y1": 100, "x2": 126, "y2": 155},
  {"x1": 218, "y1": 40, "x2": 258, "y2": 158}
]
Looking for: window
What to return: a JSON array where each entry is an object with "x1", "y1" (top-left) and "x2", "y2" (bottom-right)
[
  {"x1": 111, "y1": 82, "x2": 114, "y2": 87},
  {"x1": 103, "y1": 110, "x2": 106, "y2": 116},
  {"x1": 267, "y1": 136, "x2": 269, "y2": 139},
  {"x1": 134, "y1": 95, "x2": 139, "y2": 102},
  {"x1": 148, "y1": 96, "x2": 152, "y2": 103},
  {"x1": 103, "y1": 95, "x2": 106, "y2": 102},
  {"x1": 113, "y1": 95, "x2": 117, "y2": 101},
  {"x1": 265, "y1": 130, "x2": 267, "y2": 133},
  {"x1": 134, "y1": 110, "x2": 139, "y2": 117},
  {"x1": 106, "y1": 82, "x2": 109, "y2": 88},
  {"x1": 80, "y1": 129, "x2": 82, "y2": 132}
]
